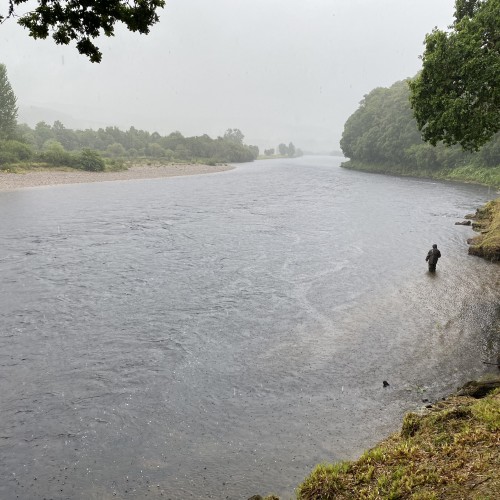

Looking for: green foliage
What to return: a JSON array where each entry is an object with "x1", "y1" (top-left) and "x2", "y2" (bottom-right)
[
  {"x1": 0, "y1": 139, "x2": 33, "y2": 165},
  {"x1": 13, "y1": 121, "x2": 259, "y2": 166},
  {"x1": 248, "y1": 144, "x2": 259, "y2": 159},
  {"x1": 0, "y1": 63, "x2": 18, "y2": 140},
  {"x1": 276, "y1": 142, "x2": 301, "y2": 158},
  {"x1": 223, "y1": 128, "x2": 245, "y2": 144},
  {"x1": 104, "y1": 157, "x2": 126, "y2": 172},
  {"x1": 106, "y1": 142, "x2": 127, "y2": 157},
  {"x1": 74, "y1": 149, "x2": 105, "y2": 172},
  {"x1": 5, "y1": 116, "x2": 265, "y2": 173},
  {"x1": 145, "y1": 143, "x2": 166, "y2": 158},
  {"x1": 342, "y1": 159, "x2": 500, "y2": 189},
  {"x1": 40, "y1": 139, "x2": 72, "y2": 166},
  {"x1": 340, "y1": 77, "x2": 500, "y2": 186},
  {"x1": 33, "y1": 121, "x2": 54, "y2": 148},
  {"x1": 341, "y1": 81, "x2": 423, "y2": 164},
  {"x1": 409, "y1": 0, "x2": 500, "y2": 151},
  {"x1": 2, "y1": 1, "x2": 166, "y2": 63},
  {"x1": 296, "y1": 462, "x2": 350, "y2": 499},
  {"x1": 0, "y1": 69, "x2": 257, "y2": 170}
]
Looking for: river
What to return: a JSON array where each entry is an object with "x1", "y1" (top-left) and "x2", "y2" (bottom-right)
[{"x1": 1, "y1": 156, "x2": 499, "y2": 499}]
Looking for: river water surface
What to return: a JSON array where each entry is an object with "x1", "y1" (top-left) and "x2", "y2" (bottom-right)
[{"x1": 1, "y1": 156, "x2": 499, "y2": 499}]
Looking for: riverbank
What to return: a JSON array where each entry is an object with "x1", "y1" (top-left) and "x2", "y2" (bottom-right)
[
  {"x1": 252, "y1": 376, "x2": 500, "y2": 499},
  {"x1": 290, "y1": 198, "x2": 500, "y2": 499},
  {"x1": 341, "y1": 160, "x2": 500, "y2": 190},
  {"x1": 295, "y1": 377, "x2": 500, "y2": 499},
  {"x1": 255, "y1": 194, "x2": 500, "y2": 499},
  {"x1": 0, "y1": 162, "x2": 234, "y2": 191},
  {"x1": 467, "y1": 199, "x2": 500, "y2": 261}
]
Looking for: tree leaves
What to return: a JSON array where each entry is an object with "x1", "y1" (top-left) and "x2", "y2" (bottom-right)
[
  {"x1": 0, "y1": 64, "x2": 18, "y2": 140},
  {"x1": 3, "y1": 0, "x2": 166, "y2": 63},
  {"x1": 409, "y1": 0, "x2": 500, "y2": 151}
]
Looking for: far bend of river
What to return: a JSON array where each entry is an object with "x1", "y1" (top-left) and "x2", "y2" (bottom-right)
[{"x1": 1, "y1": 156, "x2": 499, "y2": 499}]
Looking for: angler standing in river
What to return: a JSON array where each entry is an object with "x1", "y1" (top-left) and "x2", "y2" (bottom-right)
[{"x1": 426, "y1": 244, "x2": 441, "y2": 272}]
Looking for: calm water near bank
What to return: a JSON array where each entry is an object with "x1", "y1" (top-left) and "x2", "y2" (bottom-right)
[{"x1": 1, "y1": 156, "x2": 499, "y2": 499}]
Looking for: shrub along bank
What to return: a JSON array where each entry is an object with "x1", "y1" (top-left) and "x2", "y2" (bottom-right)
[
  {"x1": 341, "y1": 160, "x2": 500, "y2": 190},
  {"x1": 0, "y1": 126, "x2": 259, "y2": 172}
]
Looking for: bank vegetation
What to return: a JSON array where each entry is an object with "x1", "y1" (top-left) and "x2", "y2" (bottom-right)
[
  {"x1": 340, "y1": 80, "x2": 500, "y2": 189},
  {"x1": 296, "y1": 383, "x2": 500, "y2": 499}
]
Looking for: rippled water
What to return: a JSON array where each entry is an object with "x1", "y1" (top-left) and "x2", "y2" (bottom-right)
[{"x1": 1, "y1": 156, "x2": 499, "y2": 499}]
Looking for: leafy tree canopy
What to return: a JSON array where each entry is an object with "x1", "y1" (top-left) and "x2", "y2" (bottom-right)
[
  {"x1": 341, "y1": 78, "x2": 500, "y2": 171},
  {"x1": 0, "y1": 63, "x2": 18, "y2": 139},
  {"x1": 223, "y1": 128, "x2": 244, "y2": 144},
  {"x1": 409, "y1": 0, "x2": 500, "y2": 151},
  {"x1": 0, "y1": 1, "x2": 166, "y2": 63}
]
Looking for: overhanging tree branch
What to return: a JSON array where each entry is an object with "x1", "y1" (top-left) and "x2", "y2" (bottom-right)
[
  {"x1": 409, "y1": 0, "x2": 500, "y2": 151},
  {"x1": 0, "y1": 1, "x2": 166, "y2": 63}
]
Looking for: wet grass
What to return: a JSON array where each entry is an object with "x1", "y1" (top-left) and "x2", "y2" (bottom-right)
[
  {"x1": 468, "y1": 199, "x2": 500, "y2": 261},
  {"x1": 296, "y1": 388, "x2": 500, "y2": 499},
  {"x1": 341, "y1": 160, "x2": 500, "y2": 189}
]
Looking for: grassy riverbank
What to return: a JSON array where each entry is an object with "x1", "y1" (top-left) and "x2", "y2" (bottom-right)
[
  {"x1": 296, "y1": 382, "x2": 500, "y2": 499},
  {"x1": 468, "y1": 199, "x2": 500, "y2": 261},
  {"x1": 341, "y1": 160, "x2": 500, "y2": 190}
]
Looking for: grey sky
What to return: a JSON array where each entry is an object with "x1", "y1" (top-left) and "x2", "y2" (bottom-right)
[{"x1": 1, "y1": 0, "x2": 455, "y2": 152}]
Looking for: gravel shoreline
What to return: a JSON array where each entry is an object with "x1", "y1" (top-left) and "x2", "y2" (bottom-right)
[{"x1": 0, "y1": 163, "x2": 234, "y2": 192}]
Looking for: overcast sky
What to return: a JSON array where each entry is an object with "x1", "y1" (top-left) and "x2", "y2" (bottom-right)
[{"x1": 1, "y1": 0, "x2": 456, "y2": 152}]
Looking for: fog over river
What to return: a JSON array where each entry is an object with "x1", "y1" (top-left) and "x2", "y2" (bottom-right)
[{"x1": 1, "y1": 156, "x2": 499, "y2": 499}]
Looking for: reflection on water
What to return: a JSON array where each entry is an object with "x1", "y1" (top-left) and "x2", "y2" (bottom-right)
[{"x1": 0, "y1": 157, "x2": 499, "y2": 499}]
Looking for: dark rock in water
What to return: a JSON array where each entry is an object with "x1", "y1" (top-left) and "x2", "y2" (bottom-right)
[
  {"x1": 383, "y1": 381, "x2": 390, "y2": 387},
  {"x1": 455, "y1": 220, "x2": 471, "y2": 225},
  {"x1": 456, "y1": 378, "x2": 500, "y2": 398}
]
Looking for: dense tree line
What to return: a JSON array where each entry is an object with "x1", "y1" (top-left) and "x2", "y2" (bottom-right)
[
  {"x1": 0, "y1": 121, "x2": 260, "y2": 171},
  {"x1": 340, "y1": 79, "x2": 500, "y2": 172},
  {"x1": 0, "y1": 62, "x2": 259, "y2": 171}
]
